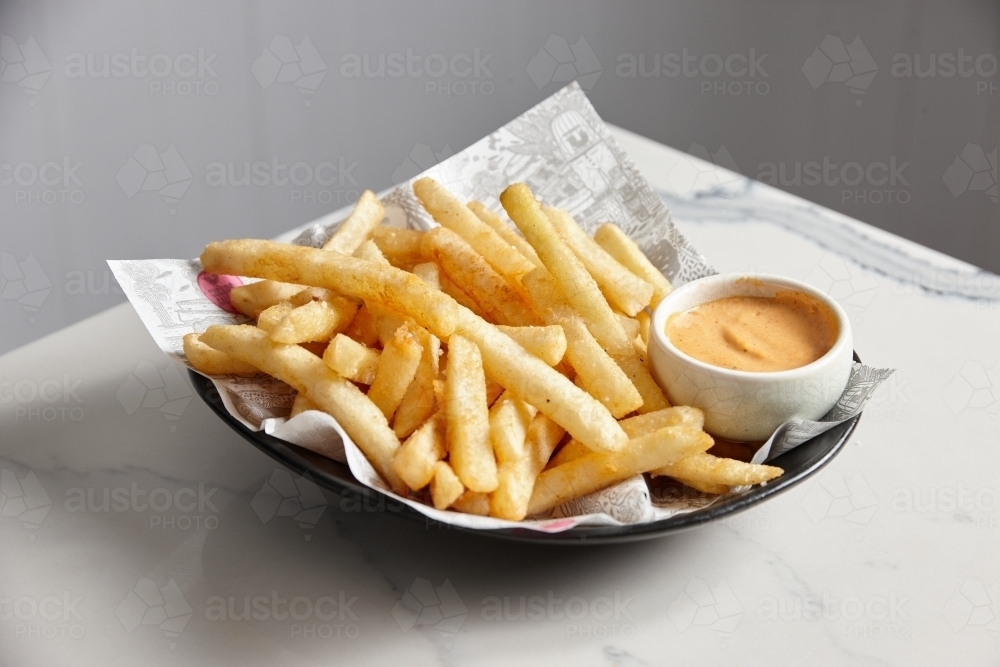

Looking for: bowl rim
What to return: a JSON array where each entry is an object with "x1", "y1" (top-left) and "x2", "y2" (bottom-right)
[{"x1": 650, "y1": 272, "x2": 854, "y2": 382}]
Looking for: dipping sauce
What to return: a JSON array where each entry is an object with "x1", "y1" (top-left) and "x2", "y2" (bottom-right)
[{"x1": 666, "y1": 290, "x2": 838, "y2": 372}]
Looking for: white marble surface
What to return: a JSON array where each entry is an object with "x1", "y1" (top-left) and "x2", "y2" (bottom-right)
[{"x1": 1, "y1": 126, "x2": 998, "y2": 667}]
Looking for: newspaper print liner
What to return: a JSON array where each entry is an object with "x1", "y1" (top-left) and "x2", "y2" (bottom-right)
[{"x1": 109, "y1": 82, "x2": 893, "y2": 533}]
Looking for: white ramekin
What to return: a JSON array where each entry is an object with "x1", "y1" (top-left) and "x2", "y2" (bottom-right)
[{"x1": 648, "y1": 273, "x2": 854, "y2": 442}]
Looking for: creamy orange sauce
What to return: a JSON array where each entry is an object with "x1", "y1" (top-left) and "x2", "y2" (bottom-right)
[{"x1": 666, "y1": 291, "x2": 838, "y2": 372}]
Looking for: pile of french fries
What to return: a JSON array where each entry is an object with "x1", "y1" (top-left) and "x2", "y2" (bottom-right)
[{"x1": 184, "y1": 178, "x2": 782, "y2": 522}]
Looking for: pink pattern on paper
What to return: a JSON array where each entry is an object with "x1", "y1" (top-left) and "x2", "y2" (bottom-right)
[{"x1": 197, "y1": 272, "x2": 243, "y2": 314}]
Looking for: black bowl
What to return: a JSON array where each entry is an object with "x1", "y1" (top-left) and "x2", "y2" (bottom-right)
[{"x1": 189, "y1": 355, "x2": 861, "y2": 544}]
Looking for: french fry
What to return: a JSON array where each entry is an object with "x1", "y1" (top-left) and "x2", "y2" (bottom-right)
[
  {"x1": 496, "y1": 325, "x2": 567, "y2": 366},
  {"x1": 322, "y1": 334, "x2": 380, "y2": 384},
  {"x1": 414, "y1": 177, "x2": 536, "y2": 283},
  {"x1": 452, "y1": 490, "x2": 490, "y2": 516},
  {"x1": 440, "y1": 274, "x2": 487, "y2": 318},
  {"x1": 391, "y1": 414, "x2": 446, "y2": 491},
  {"x1": 199, "y1": 324, "x2": 405, "y2": 494},
  {"x1": 653, "y1": 454, "x2": 782, "y2": 487},
  {"x1": 555, "y1": 406, "x2": 705, "y2": 465},
  {"x1": 321, "y1": 190, "x2": 384, "y2": 255},
  {"x1": 636, "y1": 310, "x2": 651, "y2": 347},
  {"x1": 422, "y1": 227, "x2": 539, "y2": 326},
  {"x1": 522, "y1": 269, "x2": 642, "y2": 418},
  {"x1": 485, "y1": 378, "x2": 505, "y2": 407},
  {"x1": 467, "y1": 200, "x2": 542, "y2": 267},
  {"x1": 372, "y1": 226, "x2": 426, "y2": 268},
  {"x1": 230, "y1": 280, "x2": 302, "y2": 318},
  {"x1": 445, "y1": 334, "x2": 497, "y2": 493},
  {"x1": 454, "y1": 306, "x2": 626, "y2": 453},
  {"x1": 617, "y1": 314, "x2": 640, "y2": 341},
  {"x1": 289, "y1": 393, "x2": 319, "y2": 418},
  {"x1": 269, "y1": 298, "x2": 359, "y2": 344},
  {"x1": 527, "y1": 426, "x2": 714, "y2": 515},
  {"x1": 593, "y1": 222, "x2": 674, "y2": 307},
  {"x1": 392, "y1": 330, "x2": 442, "y2": 439},
  {"x1": 368, "y1": 323, "x2": 423, "y2": 421},
  {"x1": 544, "y1": 206, "x2": 654, "y2": 316},
  {"x1": 546, "y1": 439, "x2": 588, "y2": 469},
  {"x1": 430, "y1": 461, "x2": 464, "y2": 510},
  {"x1": 256, "y1": 301, "x2": 294, "y2": 332},
  {"x1": 342, "y1": 304, "x2": 380, "y2": 347},
  {"x1": 183, "y1": 333, "x2": 259, "y2": 376},
  {"x1": 412, "y1": 262, "x2": 441, "y2": 290},
  {"x1": 201, "y1": 240, "x2": 459, "y2": 338}
]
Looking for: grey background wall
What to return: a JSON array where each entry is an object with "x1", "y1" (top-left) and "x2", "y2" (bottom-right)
[{"x1": 1, "y1": 0, "x2": 997, "y2": 355}]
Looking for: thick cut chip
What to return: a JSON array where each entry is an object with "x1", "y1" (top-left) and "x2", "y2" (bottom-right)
[
  {"x1": 372, "y1": 226, "x2": 426, "y2": 268},
  {"x1": 368, "y1": 323, "x2": 423, "y2": 421},
  {"x1": 414, "y1": 177, "x2": 536, "y2": 283},
  {"x1": 454, "y1": 305, "x2": 626, "y2": 453},
  {"x1": 452, "y1": 491, "x2": 490, "y2": 516},
  {"x1": 496, "y1": 325, "x2": 567, "y2": 366},
  {"x1": 322, "y1": 334, "x2": 380, "y2": 384},
  {"x1": 342, "y1": 304, "x2": 380, "y2": 347},
  {"x1": 558, "y1": 406, "x2": 704, "y2": 460},
  {"x1": 199, "y1": 324, "x2": 405, "y2": 494},
  {"x1": 654, "y1": 454, "x2": 782, "y2": 487},
  {"x1": 467, "y1": 201, "x2": 541, "y2": 267},
  {"x1": 445, "y1": 334, "x2": 497, "y2": 493},
  {"x1": 321, "y1": 190, "x2": 384, "y2": 255},
  {"x1": 412, "y1": 262, "x2": 441, "y2": 290},
  {"x1": 289, "y1": 393, "x2": 319, "y2": 418},
  {"x1": 393, "y1": 329, "x2": 442, "y2": 439},
  {"x1": 440, "y1": 274, "x2": 487, "y2": 317},
  {"x1": 269, "y1": 298, "x2": 359, "y2": 344},
  {"x1": 256, "y1": 301, "x2": 294, "y2": 332},
  {"x1": 593, "y1": 222, "x2": 674, "y2": 307},
  {"x1": 422, "y1": 226, "x2": 539, "y2": 326},
  {"x1": 201, "y1": 240, "x2": 458, "y2": 338},
  {"x1": 544, "y1": 207, "x2": 654, "y2": 316},
  {"x1": 392, "y1": 414, "x2": 446, "y2": 491},
  {"x1": 527, "y1": 426, "x2": 714, "y2": 515},
  {"x1": 636, "y1": 310, "x2": 651, "y2": 347},
  {"x1": 183, "y1": 333, "x2": 259, "y2": 376},
  {"x1": 430, "y1": 461, "x2": 464, "y2": 510},
  {"x1": 230, "y1": 280, "x2": 302, "y2": 318}
]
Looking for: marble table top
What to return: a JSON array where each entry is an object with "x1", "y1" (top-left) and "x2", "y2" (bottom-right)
[{"x1": 1, "y1": 125, "x2": 997, "y2": 667}]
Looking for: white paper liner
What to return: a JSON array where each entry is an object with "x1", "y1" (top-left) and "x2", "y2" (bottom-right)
[{"x1": 109, "y1": 83, "x2": 893, "y2": 533}]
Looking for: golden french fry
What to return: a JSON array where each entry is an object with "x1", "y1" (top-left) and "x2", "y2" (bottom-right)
[
  {"x1": 412, "y1": 262, "x2": 441, "y2": 290},
  {"x1": 636, "y1": 310, "x2": 650, "y2": 346},
  {"x1": 391, "y1": 414, "x2": 446, "y2": 491},
  {"x1": 199, "y1": 324, "x2": 405, "y2": 494},
  {"x1": 485, "y1": 378, "x2": 504, "y2": 407},
  {"x1": 201, "y1": 240, "x2": 459, "y2": 338},
  {"x1": 392, "y1": 330, "x2": 442, "y2": 439},
  {"x1": 341, "y1": 304, "x2": 380, "y2": 347},
  {"x1": 414, "y1": 177, "x2": 536, "y2": 283},
  {"x1": 454, "y1": 306, "x2": 626, "y2": 453},
  {"x1": 555, "y1": 406, "x2": 705, "y2": 464},
  {"x1": 452, "y1": 490, "x2": 490, "y2": 516},
  {"x1": 444, "y1": 334, "x2": 497, "y2": 493},
  {"x1": 654, "y1": 454, "x2": 783, "y2": 487},
  {"x1": 527, "y1": 426, "x2": 714, "y2": 515},
  {"x1": 372, "y1": 226, "x2": 426, "y2": 268},
  {"x1": 496, "y1": 325, "x2": 567, "y2": 366},
  {"x1": 546, "y1": 439, "x2": 588, "y2": 469},
  {"x1": 368, "y1": 323, "x2": 423, "y2": 421},
  {"x1": 183, "y1": 333, "x2": 260, "y2": 376},
  {"x1": 256, "y1": 301, "x2": 294, "y2": 332},
  {"x1": 522, "y1": 269, "x2": 642, "y2": 418},
  {"x1": 269, "y1": 298, "x2": 359, "y2": 344},
  {"x1": 430, "y1": 461, "x2": 464, "y2": 510},
  {"x1": 321, "y1": 190, "x2": 384, "y2": 255},
  {"x1": 289, "y1": 393, "x2": 319, "y2": 418},
  {"x1": 230, "y1": 280, "x2": 302, "y2": 318},
  {"x1": 440, "y1": 274, "x2": 487, "y2": 318},
  {"x1": 322, "y1": 334, "x2": 380, "y2": 384},
  {"x1": 593, "y1": 222, "x2": 674, "y2": 307},
  {"x1": 467, "y1": 201, "x2": 542, "y2": 267},
  {"x1": 544, "y1": 207, "x2": 654, "y2": 316},
  {"x1": 617, "y1": 314, "x2": 640, "y2": 341},
  {"x1": 422, "y1": 227, "x2": 539, "y2": 326},
  {"x1": 617, "y1": 354, "x2": 670, "y2": 413}
]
